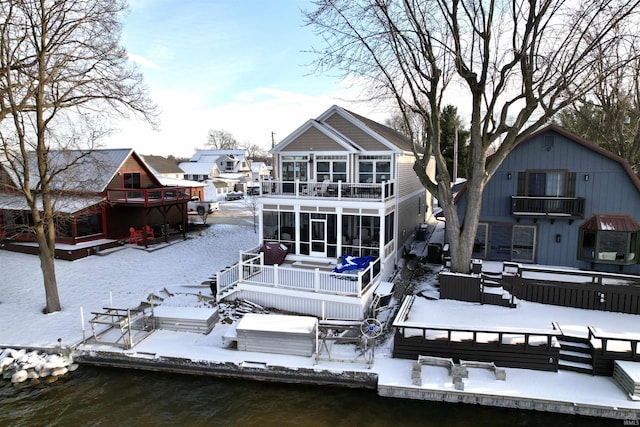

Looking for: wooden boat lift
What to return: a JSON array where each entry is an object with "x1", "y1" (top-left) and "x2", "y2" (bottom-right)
[{"x1": 87, "y1": 306, "x2": 154, "y2": 349}]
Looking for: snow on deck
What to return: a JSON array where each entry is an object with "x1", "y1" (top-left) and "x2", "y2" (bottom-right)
[{"x1": 237, "y1": 313, "x2": 317, "y2": 334}]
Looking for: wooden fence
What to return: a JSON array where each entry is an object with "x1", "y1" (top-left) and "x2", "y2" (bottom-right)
[{"x1": 440, "y1": 264, "x2": 640, "y2": 315}]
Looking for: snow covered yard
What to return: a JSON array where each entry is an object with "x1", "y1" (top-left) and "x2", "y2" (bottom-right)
[{"x1": 0, "y1": 221, "x2": 258, "y2": 348}]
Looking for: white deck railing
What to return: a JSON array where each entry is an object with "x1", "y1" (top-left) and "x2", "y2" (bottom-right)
[
  {"x1": 216, "y1": 250, "x2": 381, "y2": 298},
  {"x1": 257, "y1": 180, "x2": 395, "y2": 202}
]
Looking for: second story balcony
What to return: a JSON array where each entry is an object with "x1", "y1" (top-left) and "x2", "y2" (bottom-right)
[
  {"x1": 258, "y1": 180, "x2": 395, "y2": 202},
  {"x1": 511, "y1": 196, "x2": 585, "y2": 221},
  {"x1": 107, "y1": 187, "x2": 192, "y2": 207}
]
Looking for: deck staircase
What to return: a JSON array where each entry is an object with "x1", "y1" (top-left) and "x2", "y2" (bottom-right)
[
  {"x1": 480, "y1": 273, "x2": 517, "y2": 308},
  {"x1": 557, "y1": 334, "x2": 594, "y2": 374}
]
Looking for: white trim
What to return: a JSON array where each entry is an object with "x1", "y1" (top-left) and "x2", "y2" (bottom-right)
[{"x1": 271, "y1": 119, "x2": 361, "y2": 154}]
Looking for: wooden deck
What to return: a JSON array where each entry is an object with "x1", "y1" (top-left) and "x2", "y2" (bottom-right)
[{"x1": 392, "y1": 296, "x2": 561, "y2": 372}]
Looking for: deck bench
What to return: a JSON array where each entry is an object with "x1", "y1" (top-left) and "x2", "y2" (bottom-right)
[
  {"x1": 412, "y1": 355, "x2": 463, "y2": 386},
  {"x1": 460, "y1": 359, "x2": 507, "y2": 380}
]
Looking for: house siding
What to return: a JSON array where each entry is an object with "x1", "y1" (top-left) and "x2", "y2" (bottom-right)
[
  {"x1": 461, "y1": 127, "x2": 640, "y2": 273},
  {"x1": 323, "y1": 113, "x2": 388, "y2": 151},
  {"x1": 106, "y1": 156, "x2": 157, "y2": 189},
  {"x1": 397, "y1": 153, "x2": 426, "y2": 198},
  {"x1": 282, "y1": 127, "x2": 346, "y2": 152},
  {"x1": 397, "y1": 195, "x2": 424, "y2": 256}
]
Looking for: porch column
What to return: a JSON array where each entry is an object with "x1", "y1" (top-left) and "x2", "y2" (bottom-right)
[{"x1": 314, "y1": 268, "x2": 320, "y2": 292}]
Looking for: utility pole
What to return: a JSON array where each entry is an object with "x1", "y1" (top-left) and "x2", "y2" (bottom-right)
[
  {"x1": 453, "y1": 125, "x2": 458, "y2": 183},
  {"x1": 271, "y1": 132, "x2": 277, "y2": 179}
]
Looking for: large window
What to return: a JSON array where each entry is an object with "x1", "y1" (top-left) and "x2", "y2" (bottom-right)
[
  {"x1": 359, "y1": 156, "x2": 391, "y2": 183},
  {"x1": 527, "y1": 171, "x2": 565, "y2": 197},
  {"x1": 75, "y1": 212, "x2": 103, "y2": 237},
  {"x1": 123, "y1": 172, "x2": 141, "y2": 189},
  {"x1": 579, "y1": 214, "x2": 640, "y2": 264},
  {"x1": 512, "y1": 225, "x2": 536, "y2": 262},
  {"x1": 473, "y1": 223, "x2": 536, "y2": 262},
  {"x1": 385, "y1": 212, "x2": 395, "y2": 244},
  {"x1": 342, "y1": 214, "x2": 380, "y2": 257},
  {"x1": 316, "y1": 156, "x2": 347, "y2": 182},
  {"x1": 281, "y1": 156, "x2": 308, "y2": 182},
  {"x1": 473, "y1": 224, "x2": 488, "y2": 258},
  {"x1": 262, "y1": 210, "x2": 295, "y2": 242}
]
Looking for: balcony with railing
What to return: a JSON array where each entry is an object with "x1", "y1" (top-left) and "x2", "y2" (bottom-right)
[
  {"x1": 257, "y1": 180, "x2": 395, "y2": 202},
  {"x1": 216, "y1": 248, "x2": 382, "y2": 300},
  {"x1": 107, "y1": 187, "x2": 192, "y2": 207},
  {"x1": 511, "y1": 196, "x2": 585, "y2": 220}
]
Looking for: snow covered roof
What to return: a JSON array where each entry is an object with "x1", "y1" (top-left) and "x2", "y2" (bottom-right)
[
  {"x1": 237, "y1": 313, "x2": 317, "y2": 334},
  {"x1": 0, "y1": 193, "x2": 104, "y2": 214},
  {"x1": 1, "y1": 149, "x2": 145, "y2": 194},
  {"x1": 580, "y1": 214, "x2": 640, "y2": 232},
  {"x1": 156, "y1": 176, "x2": 205, "y2": 188},
  {"x1": 178, "y1": 162, "x2": 217, "y2": 174},
  {"x1": 190, "y1": 150, "x2": 247, "y2": 163}
]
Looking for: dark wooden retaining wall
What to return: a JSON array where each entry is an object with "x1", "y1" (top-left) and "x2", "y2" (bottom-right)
[
  {"x1": 393, "y1": 334, "x2": 559, "y2": 371},
  {"x1": 589, "y1": 327, "x2": 640, "y2": 376},
  {"x1": 511, "y1": 279, "x2": 640, "y2": 315},
  {"x1": 438, "y1": 273, "x2": 481, "y2": 303},
  {"x1": 441, "y1": 265, "x2": 640, "y2": 315}
]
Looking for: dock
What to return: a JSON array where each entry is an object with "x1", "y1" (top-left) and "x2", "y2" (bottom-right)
[{"x1": 72, "y1": 320, "x2": 640, "y2": 421}]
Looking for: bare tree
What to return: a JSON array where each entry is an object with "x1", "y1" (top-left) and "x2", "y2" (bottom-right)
[
  {"x1": 244, "y1": 143, "x2": 267, "y2": 160},
  {"x1": 0, "y1": 0, "x2": 157, "y2": 313},
  {"x1": 206, "y1": 129, "x2": 238, "y2": 150},
  {"x1": 306, "y1": 0, "x2": 640, "y2": 273},
  {"x1": 557, "y1": 37, "x2": 640, "y2": 172},
  {"x1": 243, "y1": 194, "x2": 259, "y2": 233}
]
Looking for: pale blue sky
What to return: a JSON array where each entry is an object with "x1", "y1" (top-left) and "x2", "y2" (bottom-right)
[{"x1": 107, "y1": 0, "x2": 381, "y2": 157}]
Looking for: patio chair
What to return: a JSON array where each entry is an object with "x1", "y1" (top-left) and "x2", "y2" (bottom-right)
[
  {"x1": 145, "y1": 225, "x2": 155, "y2": 240},
  {"x1": 129, "y1": 227, "x2": 143, "y2": 244}
]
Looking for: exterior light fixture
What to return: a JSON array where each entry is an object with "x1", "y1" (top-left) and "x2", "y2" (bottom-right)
[
  {"x1": 507, "y1": 173, "x2": 512, "y2": 180},
  {"x1": 555, "y1": 234, "x2": 561, "y2": 243},
  {"x1": 584, "y1": 174, "x2": 589, "y2": 181}
]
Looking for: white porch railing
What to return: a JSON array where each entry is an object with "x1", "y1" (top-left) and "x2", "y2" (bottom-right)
[
  {"x1": 257, "y1": 180, "x2": 395, "y2": 202},
  {"x1": 216, "y1": 250, "x2": 382, "y2": 299}
]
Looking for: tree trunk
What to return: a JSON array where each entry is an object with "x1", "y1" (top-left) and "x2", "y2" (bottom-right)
[{"x1": 36, "y1": 230, "x2": 61, "y2": 313}]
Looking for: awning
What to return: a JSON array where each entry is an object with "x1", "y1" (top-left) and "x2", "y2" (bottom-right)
[{"x1": 579, "y1": 214, "x2": 640, "y2": 232}]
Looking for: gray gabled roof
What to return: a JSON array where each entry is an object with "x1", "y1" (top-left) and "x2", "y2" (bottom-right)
[
  {"x1": 271, "y1": 105, "x2": 416, "y2": 155},
  {"x1": 2, "y1": 148, "x2": 143, "y2": 193},
  {"x1": 342, "y1": 108, "x2": 414, "y2": 152},
  {"x1": 142, "y1": 155, "x2": 185, "y2": 175}
]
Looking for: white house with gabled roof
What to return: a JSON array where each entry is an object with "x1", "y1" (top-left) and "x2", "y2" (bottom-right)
[{"x1": 215, "y1": 105, "x2": 435, "y2": 320}]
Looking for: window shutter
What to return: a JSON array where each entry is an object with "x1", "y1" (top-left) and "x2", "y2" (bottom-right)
[
  {"x1": 567, "y1": 172, "x2": 576, "y2": 197},
  {"x1": 517, "y1": 172, "x2": 526, "y2": 196}
]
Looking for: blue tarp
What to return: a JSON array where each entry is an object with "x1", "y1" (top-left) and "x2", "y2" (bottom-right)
[{"x1": 333, "y1": 254, "x2": 373, "y2": 273}]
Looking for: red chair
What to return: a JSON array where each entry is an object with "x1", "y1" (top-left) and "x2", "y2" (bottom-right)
[
  {"x1": 145, "y1": 225, "x2": 155, "y2": 240},
  {"x1": 128, "y1": 227, "x2": 143, "y2": 244}
]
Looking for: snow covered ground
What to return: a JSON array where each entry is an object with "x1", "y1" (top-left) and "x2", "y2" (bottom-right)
[{"x1": 0, "y1": 202, "x2": 259, "y2": 348}]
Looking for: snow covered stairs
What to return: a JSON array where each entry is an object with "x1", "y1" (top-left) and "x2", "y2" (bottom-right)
[
  {"x1": 480, "y1": 273, "x2": 517, "y2": 308},
  {"x1": 557, "y1": 335, "x2": 594, "y2": 375}
]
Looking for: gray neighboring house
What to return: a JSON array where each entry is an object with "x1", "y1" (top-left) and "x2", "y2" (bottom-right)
[
  {"x1": 456, "y1": 124, "x2": 640, "y2": 274},
  {"x1": 141, "y1": 155, "x2": 185, "y2": 180}
]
